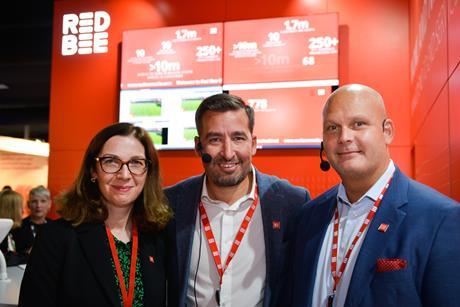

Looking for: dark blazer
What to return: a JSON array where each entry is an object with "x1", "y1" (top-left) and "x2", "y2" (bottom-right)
[
  {"x1": 12, "y1": 216, "x2": 51, "y2": 256},
  {"x1": 19, "y1": 219, "x2": 167, "y2": 307},
  {"x1": 287, "y1": 167, "x2": 460, "y2": 307},
  {"x1": 165, "y1": 169, "x2": 310, "y2": 307}
]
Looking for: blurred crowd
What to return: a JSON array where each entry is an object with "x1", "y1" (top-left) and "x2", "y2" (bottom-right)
[{"x1": 0, "y1": 184, "x2": 51, "y2": 266}]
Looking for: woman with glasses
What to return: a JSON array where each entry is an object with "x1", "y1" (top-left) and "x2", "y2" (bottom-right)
[{"x1": 19, "y1": 123, "x2": 172, "y2": 307}]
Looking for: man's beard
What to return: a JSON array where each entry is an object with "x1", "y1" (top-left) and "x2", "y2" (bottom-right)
[{"x1": 207, "y1": 159, "x2": 251, "y2": 187}]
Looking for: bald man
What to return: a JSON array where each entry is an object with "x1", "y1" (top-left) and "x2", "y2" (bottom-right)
[{"x1": 284, "y1": 84, "x2": 460, "y2": 306}]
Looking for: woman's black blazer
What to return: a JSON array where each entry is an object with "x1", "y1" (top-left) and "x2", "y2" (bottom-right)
[{"x1": 19, "y1": 219, "x2": 167, "y2": 307}]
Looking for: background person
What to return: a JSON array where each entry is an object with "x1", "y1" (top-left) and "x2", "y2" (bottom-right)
[
  {"x1": 12, "y1": 185, "x2": 52, "y2": 258},
  {"x1": 286, "y1": 84, "x2": 460, "y2": 306},
  {"x1": 1, "y1": 185, "x2": 12, "y2": 192},
  {"x1": 166, "y1": 93, "x2": 310, "y2": 307},
  {"x1": 0, "y1": 189, "x2": 24, "y2": 266},
  {"x1": 19, "y1": 122, "x2": 172, "y2": 307}
]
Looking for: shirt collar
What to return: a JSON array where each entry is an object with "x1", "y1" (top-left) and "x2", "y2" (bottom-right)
[
  {"x1": 201, "y1": 165, "x2": 257, "y2": 208},
  {"x1": 337, "y1": 159, "x2": 395, "y2": 205}
]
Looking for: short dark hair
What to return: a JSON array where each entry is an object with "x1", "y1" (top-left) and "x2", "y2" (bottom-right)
[
  {"x1": 57, "y1": 122, "x2": 172, "y2": 232},
  {"x1": 195, "y1": 93, "x2": 254, "y2": 135}
]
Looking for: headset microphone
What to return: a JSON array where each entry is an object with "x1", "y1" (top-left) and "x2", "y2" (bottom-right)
[
  {"x1": 201, "y1": 153, "x2": 212, "y2": 164},
  {"x1": 197, "y1": 142, "x2": 212, "y2": 164},
  {"x1": 319, "y1": 142, "x2": 331, "y2": 172}
]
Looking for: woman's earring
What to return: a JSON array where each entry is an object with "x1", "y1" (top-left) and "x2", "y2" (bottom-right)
[{"x1": 91, "y1": 177, "x2": 96, "y2": 183}]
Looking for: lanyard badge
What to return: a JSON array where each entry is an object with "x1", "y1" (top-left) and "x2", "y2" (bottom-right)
[
  {"x1": 199, "y1": 186, "x2": 259, "y2": 305},
  {"x1": 329, "y1": 176, "x2": 393, "y2": 306},
  {"x1": 106, "y1": 222, "x2": 138, "y2": 307}
]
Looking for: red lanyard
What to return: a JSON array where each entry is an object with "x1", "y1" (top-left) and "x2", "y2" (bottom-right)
[
  {"x1": 198, "y1": 186, "x2": 259, "y2": 286},
  {"x1": 106, "y1": 221, "x2": 138, "y2": 307},
  {"x1": 330, "y1": 176, "x2": 393, "y2": 294}
]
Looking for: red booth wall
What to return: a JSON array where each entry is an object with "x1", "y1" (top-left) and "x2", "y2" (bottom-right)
[
  {"x1": 49, "y1": 0, "x2": 415, "y2": 215},
  {"x1": 410, "y1": 0, "x2": 460, "y2": 200}
]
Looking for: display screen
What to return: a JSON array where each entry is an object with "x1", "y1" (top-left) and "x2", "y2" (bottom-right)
[
  {"x1": 119, "y1": 86, "x2": 222, "y2": 149},
  {"x1": 230, "y1": 86, "x2": 331, "y2": 148},
  {"x1": 119, "y1": 14, "x2": 338, "y2": 149},
  {"x1": 224, "y1": 14, "x2": 338, "y2": 85},
  {"x1": 120, "y1": 23, "x2": 223, "y2": 89}
]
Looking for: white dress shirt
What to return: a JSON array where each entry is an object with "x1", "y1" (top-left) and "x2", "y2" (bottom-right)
[
  {"x1": 312, "y1": 160, "x2": 395, "y2": 307},
  {"x1": 187, "y1": 166, "x2": 265, "y2": 307}
]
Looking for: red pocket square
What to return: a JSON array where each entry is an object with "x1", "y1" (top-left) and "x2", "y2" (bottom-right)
[{"x1": 376, "y1": 258, "x2": 407, "y2": 272}]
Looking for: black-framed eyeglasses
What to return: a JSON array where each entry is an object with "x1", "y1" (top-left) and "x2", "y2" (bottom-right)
[{"x1": 95, "y1": 157, "x2": 149, "y2": 175}]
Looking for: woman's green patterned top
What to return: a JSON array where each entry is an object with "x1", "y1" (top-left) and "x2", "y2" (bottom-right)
[{"x1": 110, "y1": 236, "x2": 144, "y2": 307}]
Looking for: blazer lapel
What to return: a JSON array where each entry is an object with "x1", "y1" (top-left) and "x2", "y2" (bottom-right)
[
  {"x1": 345, "y1": 169, "x2": 408, "y2": 306},
  {"x1": 295, "y1": 192, "x2": 337, "y2": 307},
  {"x1": 256, "y1": 172, "x2": 286, "y2": 307},
  {"x1": 174, "y1": 177, "x2": 203, "y2": 303},
  {"x1": 76, "y1": 223, "x2": 120, "y2": 306},
  {"x1": 139, "y1": 231, "x2": 166, "y2": 306}
]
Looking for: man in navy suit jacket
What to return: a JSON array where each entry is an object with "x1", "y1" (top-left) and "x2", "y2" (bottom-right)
[
  {"x1": 286, "y1": 84, "x2": 460, "y2": 306},
  {"x1": 165, "y1": 93, "x2": 309, "y2": 307}
]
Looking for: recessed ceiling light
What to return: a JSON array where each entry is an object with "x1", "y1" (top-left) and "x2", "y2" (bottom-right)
[{"x1": 0, "y1": 84, "x2": 9, "y2": 90}]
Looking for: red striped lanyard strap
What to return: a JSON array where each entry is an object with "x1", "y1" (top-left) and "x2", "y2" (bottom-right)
[
  {"x1": 330, "y1": 176, "x2": 393, "y2": 294},
  {"x1": 198, "y1": 186, "x2": 259, "y2": 286},
  {"x1": 106, "y1": 221, "x2": 138, "y2": 307}
]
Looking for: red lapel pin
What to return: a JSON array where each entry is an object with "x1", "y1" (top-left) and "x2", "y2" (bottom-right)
[
  {"x1": 272, "y1": 220, "x2": 281, "y2": 230},
  {"x1": 149, "y1": 255, "x2": 155, "y2": 263},
  {"x1": 378, "y1": 223, "x2": 389, "y2": 233}
]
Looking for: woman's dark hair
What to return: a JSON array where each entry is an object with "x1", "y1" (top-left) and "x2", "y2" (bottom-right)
[{"x1": 57, "y1": 122, "x2": 172, "y2": 231}]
